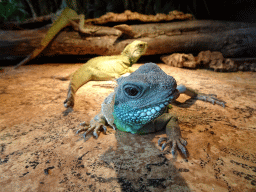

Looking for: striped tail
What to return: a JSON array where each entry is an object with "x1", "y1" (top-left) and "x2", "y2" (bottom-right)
[{"x1": 64, "y1": 65, "x2": 92, "y2": 108}]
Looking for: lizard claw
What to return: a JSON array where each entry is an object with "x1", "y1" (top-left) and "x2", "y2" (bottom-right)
[
  {"x1": 196, "y1": 93, "x2": 226, "y2": 108},
  {"x1": 102, "y1": 126, "x2": 107, "y2": 134},
  {"x1": 82, "y1": 132, "x2": 87, "y2": 138},
  {"x1": 76, "y1": 126, "x2": 94, "y2": 138},
  {"x1": 76, "y1": 122, "x2": 88, "y2": 134},
  {"x1": 158, "y1": 137, "x2": 167, "y2": 146},
  {"x1": 80, "y1": 122, "x2": 87, "y2": 126},
  {"x1": 161, "y1": 143, "x2": 167, "y2": 151},
  {"x1": 180, "y1": 138, "x2": 187, "y2": 146},
  {"x1": 177, "y1": 140, "x2": 187, "y2": 158},
  {"x1": 76, "y1": 119, "x2": 108, "y2": 140},
  {"x1": 158, "y1": 137, "x2": 188, "y2": 158},
  {"x1": 64, "y1": 99, "x2": 74, "y2": 108},
  {"x1": 112, "y1": 124, "x2": 116, "y2": 130},
  {"x1": 171, "y1": 140, "x2": 177, "y2": 156},
  {"x1": 93, "y1": 125, "x2": 108, "y2": 138},
  {"x1": 93, "y1": 131, "x2": 98, "y2": 139}
]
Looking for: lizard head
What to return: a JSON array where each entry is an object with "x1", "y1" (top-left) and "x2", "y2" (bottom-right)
[
  {"x1": 121, "y1": 40, "x2": 148, "y2": 64},
  {"x1": 113, "y1": 62, "x2": 179, "y2": 133}
]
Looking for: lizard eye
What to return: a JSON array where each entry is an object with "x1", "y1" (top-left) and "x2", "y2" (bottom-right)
[
  {"x1": 138, "y1": 43, "x2": 144, "y2": 48},
  {"x1": 124, "y1": 85, "x2": 141, "y2": 97},
  {"x1": 125, "y1": 87, "x2": 139, "y2": 96}
]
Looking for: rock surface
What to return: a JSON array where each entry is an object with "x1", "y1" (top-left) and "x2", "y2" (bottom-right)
[
  {"x1": 196, "y1": 51, "x2": 237, "y2": 72},
  {"x1": 160, "y1": 53, "x2": 197, "y2": 68},
  {"x1": 0, "y1": 63, "x2": 255, "y2": 191},
  {"x1": 161, "y1": 51, "x2": 240, "y2": 72}
]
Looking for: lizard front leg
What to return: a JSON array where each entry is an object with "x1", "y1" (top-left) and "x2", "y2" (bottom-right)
[
  {"x1": 156, "y1": 114, "x2": 188, "y2": 158},
  {"x1": 77, "y1": 92, "x2": 116, "y2": 139},
  {"x1": 76, "y1": 112, "x2": 108, "y2": 139},
  {"x1": 177, "y1": 84, "x2": 226, "y2": 107}
]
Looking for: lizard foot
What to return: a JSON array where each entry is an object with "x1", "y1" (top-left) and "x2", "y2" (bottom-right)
[
  {"x1": 196, "y1": 93, "x2": 226, "y2": 108},
  {"x1": 76, "y1": 121, "x2": 107, "y2": 139},
  {"x1": 158, "y1": 137, "x2": 187, "y2": 158},
  {"x1": 64, "y1": 98, "x2": 74, "y2": 108}
]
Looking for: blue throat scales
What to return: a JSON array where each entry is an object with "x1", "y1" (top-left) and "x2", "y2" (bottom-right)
[{"x1": 113, "y1": 98, "x2": 171, "y2": 134}]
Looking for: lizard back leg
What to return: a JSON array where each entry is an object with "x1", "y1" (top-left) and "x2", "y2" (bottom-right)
[
  {"x1": 64, "y1": 65, "x2": 93, "y2": 108},
  {"x1": 177, "y1": 84, "x2": 226, "y2": 108},
  {"x1": 64, "y1": 82, "x2": 75, "y2": 108}
]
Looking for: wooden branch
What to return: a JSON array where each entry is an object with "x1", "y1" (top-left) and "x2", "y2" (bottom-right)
[
  {"x1": 84, "y1": 10, "x2": 194, "y2": 25},
  {"x1": 1, "y1": 20, "x2": 256, "y2": 62}
]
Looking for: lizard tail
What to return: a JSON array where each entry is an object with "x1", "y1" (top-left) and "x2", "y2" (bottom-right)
[{"x1": 64, "y1": 65, "x2": 92, "y2": 108}]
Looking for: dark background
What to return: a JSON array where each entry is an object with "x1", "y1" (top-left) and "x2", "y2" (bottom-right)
[{"x1": 1, "y1": 0, "x2": 256, "y2": 23}]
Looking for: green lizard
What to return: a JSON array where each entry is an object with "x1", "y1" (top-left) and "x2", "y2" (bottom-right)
[
  {"x1": 76, "y1": 63, "x2": 225, "y2": 157},
  {"x1": 64, "y1": 40, "x2": 148, "y2": 109}
]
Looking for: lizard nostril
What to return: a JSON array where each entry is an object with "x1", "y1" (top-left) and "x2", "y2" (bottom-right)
[{"x1": 160, "y1": 84, "x2": 172, "y2": 90}]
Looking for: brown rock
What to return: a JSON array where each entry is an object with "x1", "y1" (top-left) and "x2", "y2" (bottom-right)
[
  {"x1": 161, "y1": 51, "x2": 238, "y2": 72},
  {"x1": 238, "y1": 62, "x2": 256, "y2": 71},
  {"x1": 161, "y1": 53, "x2": 197, "y2": 68},
  {"x1": 197, "y1": 50, "x2": 223, "y2": 65},
  {"x1": 196, "y1": 51, "x2": 237, "y2": 72},
  {"x1": 211, "y1": 58, "x2": 237, "y2": 72}
]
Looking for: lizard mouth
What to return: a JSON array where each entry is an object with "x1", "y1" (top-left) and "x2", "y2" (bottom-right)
[{"x1": 114, "y1": 97, "x2": 172, "y2": 126}]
